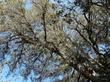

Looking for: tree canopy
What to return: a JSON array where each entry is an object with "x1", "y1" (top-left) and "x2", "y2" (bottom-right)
[{"x1": 0, "y1": 0, "x2": 110, "y2": 82}]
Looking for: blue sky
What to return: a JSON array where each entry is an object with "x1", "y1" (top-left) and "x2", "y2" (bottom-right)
[{"x1": 24, "y1": 0, "x2": 32, "y2": 10}]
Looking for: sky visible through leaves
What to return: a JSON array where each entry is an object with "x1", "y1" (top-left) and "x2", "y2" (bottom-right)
[{"x1": 0, "y1": 0, "x2": 59, "y2": 82}]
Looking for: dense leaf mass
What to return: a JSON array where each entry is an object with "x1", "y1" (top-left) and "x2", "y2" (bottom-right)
[{"x1": 0, "y1": 0, "x2": 110, "y2": 82}]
